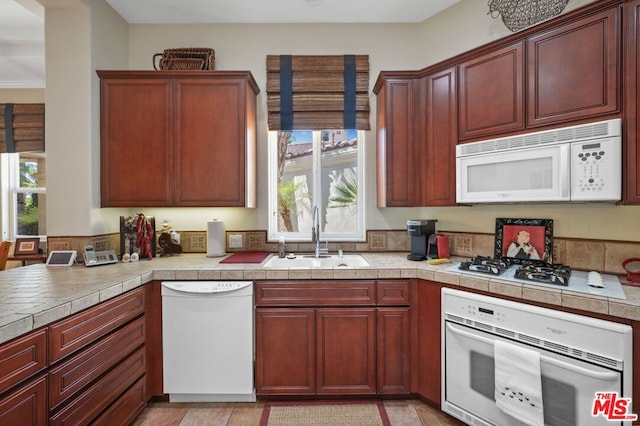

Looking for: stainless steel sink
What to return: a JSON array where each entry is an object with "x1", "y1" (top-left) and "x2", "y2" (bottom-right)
[{"x1": 262, "y1": 254, "x2": 370, "y2": 268}]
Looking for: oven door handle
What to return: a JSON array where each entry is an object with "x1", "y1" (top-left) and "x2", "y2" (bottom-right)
[{"x1": 446, "y1": 322, "x2": 620, "y2": 381}]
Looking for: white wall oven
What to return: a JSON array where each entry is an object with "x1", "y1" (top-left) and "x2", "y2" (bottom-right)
[{"x1": 442, "y1": 288, "x2": 633, "y2": 426}]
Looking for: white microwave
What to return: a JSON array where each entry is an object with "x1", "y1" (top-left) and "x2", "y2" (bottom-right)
[{"x1": 456, "y1": 118, "x2": 622, "y2": 204}]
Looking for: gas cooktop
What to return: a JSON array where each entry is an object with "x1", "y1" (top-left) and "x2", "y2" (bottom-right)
[
  {"x1": 458, "y1": 256, "x2": 512, "y2": 276},
  {"x1": 447, "y1": 258, "x2": 626, "y2": 299}
]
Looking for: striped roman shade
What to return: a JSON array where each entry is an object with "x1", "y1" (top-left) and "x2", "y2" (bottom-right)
[
  {"x1": 266, "y1": 55, "x2": 370, "y2": 130},
  {"x1": 0, "y1": 103, "x2": 45, "y2": 153}
]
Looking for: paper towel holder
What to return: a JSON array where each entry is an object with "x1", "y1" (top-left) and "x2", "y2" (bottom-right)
[{"x1": 206, "y1": 219, "x2": 226, "y2": 257}]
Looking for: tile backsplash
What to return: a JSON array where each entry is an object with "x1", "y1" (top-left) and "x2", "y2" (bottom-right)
[{"x1": 46, "y1": 229, "x2": 639, "y2": 275}]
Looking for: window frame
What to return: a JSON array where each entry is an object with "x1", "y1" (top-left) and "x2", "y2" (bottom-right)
[
  {"x1": 268, "y1": 130, "x2": 366, "y2": 243},
  {"x1": 1, "y1": 152, "x2": 46, "y2": 241}
]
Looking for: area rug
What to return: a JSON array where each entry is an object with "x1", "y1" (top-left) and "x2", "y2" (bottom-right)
[{"x1": 260, "y1": 400, "x2": 391, "y2": 426}]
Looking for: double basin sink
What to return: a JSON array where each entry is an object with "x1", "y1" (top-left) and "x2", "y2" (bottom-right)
[{"x1": 262, "y1": 254, "x2": 370, "y2": 268}]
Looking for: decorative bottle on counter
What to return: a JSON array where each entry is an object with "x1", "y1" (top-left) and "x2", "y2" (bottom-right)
[{"x1": 278, "y1": 237, "x2": 286, "y2": 258}]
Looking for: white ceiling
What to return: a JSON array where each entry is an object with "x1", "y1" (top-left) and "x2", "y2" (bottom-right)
[
  {"x1": 0, "y1": 0, "x2": 460, "y2": 89},
  {"x1": 0, "y1": 0, "x2": 44, "y2": 88},
  {"x1": 105, "y1": 0, "x2": 461, "y2": 24}
]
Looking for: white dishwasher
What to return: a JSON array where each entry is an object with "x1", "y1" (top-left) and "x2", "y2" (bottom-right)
[{"x1": 161, "y1": 281, "x2": 256, "y2": 402}]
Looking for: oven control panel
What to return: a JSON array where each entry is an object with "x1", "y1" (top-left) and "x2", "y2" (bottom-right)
[
  {"x1": 460, "y1": 304, "x2": 507, "y2": 324},
  {"x1": 442, "y1": 288, "x2": 632, "y2": 362}
]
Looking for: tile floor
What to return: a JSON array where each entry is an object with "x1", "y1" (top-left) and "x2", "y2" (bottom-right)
[{"x1": 132, "y1": 399, "x2": 465, "y2": 425}]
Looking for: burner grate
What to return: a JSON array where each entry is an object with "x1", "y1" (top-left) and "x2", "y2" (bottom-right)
[
  {"x1": 514, "y1": 261, "x2": 571, "y2": 286},
  {"x1": 458, "y1": 255, "x2": 512, "y2": 276}
]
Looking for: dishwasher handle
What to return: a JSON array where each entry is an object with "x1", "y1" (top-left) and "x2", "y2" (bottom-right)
[
  {"x1": 161, "y1": 281, "x2": 253, "y2": 294},
  {"x1": 445, "y1": 322, "x2": 620, "y2": 381}
]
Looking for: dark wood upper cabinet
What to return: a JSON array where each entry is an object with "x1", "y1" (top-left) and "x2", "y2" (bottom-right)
[
  {"x1": 374, "y1": 72, "x2": 457, "y2": 207},
  {"x1": 419, "y1": 66, "x2": 458, "y2": 206},
  {"x1": 375, "y1": 77, "x2": 416, "y2": 207},
  {"x1": 99, "y1": 77, "x2": 173, "y2": 206},
  {"x1": 458, "y1": 42, "x2": 525, "y2": 140},
  {"x1": 623, "y1": 0, "x2": 640, "y2": 204},
  {"x1": 526, "y1": 7, "x2": 620, "y2": 127},
  {"x1": 173, "y1": 78, "x2": 251, "y2": 206},
  {"x1": 98, "y1": 70, "x2": 258, "y2": 208}
]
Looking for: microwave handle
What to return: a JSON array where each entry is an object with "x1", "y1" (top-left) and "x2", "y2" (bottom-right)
[
  {"x1": 559, "y1": 143, "x2": 571, "y2": 199},
  {"x1": 445, "y1": 322, "x2": 619, "y2": 381}
]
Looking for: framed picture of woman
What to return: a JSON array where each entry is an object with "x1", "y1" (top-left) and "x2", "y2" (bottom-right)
[{"x1": 494, "y1": 218, "x2": 553, "y2": 264}]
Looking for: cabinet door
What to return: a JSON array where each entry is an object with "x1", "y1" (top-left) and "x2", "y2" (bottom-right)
[
  {"x1": 255, "y1": 309, "x2": 315, "y2": 395},
  {"x1": 377, "y1": 280, "x2": 410, "y2": 306},
  {"x1": 174, "y1": 78, "x2": 247, "y2": 206},
  {"x1": 49, "y1": 317, "x2": 145, "y2": 409},
  {"x1": 316, "y1": 308, "x2": 376, "y2": 394},
  {"x1": 421, "y1": 66, "x2": 458, "y2": 206},
  {"x1": 49, "y1": 288, "x2": 145, "y2": 363},
  {"x1": 624, "y1": 0, "x2": 640, "y2": 204},
  {"x1": 458, "y1": 42, "x2": 525, "y2": 140},
  {"x1": 376, "y1": 78, "x2": 416, "y2": 207},
  {"x1": 49, "y1": 347, "x2": 146, "y2": 426},
  {"x1": 0, "y1": 375, "x2": 47, "y2": 425},
  {"x1": 414, "y1": 280, "x2": 442, "y2": 405},
  {"x1": 100, "y1": 78, "x2": 173, "y2": 207},
  {"x1": 0, "y1": 329, "x2": 46, "y2": 395},
  {"x1": 527, "y1": 8, "x2": 619, "y2": 127},
  {"x1": 92, "y1": 376, "x2": 146, "y2": 426},
  {"x1": 255, "y1": 280, "x2": 376, "y2": 306},
  {"x1": 377, "y1": 308, "x2": 410, "y2": 394}
]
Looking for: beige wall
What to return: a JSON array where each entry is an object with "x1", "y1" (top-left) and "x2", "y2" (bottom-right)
[
  {"x1": 0, "y1": 89, "x2": 45, "y2": 103},
  {"x1": 43, "y1": 0, "x2": 640, "y2": 243},
  {"x1": 43, "y1": 0, "x2": 128, "y2": 236}
]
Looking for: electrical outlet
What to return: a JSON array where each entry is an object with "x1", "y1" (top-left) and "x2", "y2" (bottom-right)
[
  {"x1": 454, "y1": 235, "x2": 473, "y2": 256},
  {"x1": 228, "y1": 234, "x2": 244, "y2": 249}
]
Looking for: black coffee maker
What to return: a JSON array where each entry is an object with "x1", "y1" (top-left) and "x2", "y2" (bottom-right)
[{"x1": 406, "y1": 219, "x2": 437, "y2": 261}]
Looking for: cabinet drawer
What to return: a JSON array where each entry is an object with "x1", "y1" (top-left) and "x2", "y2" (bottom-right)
[
  {"x1": 92, "y1": 376, "x2": 146, "y2": 426},
  {"x1": 256, "y1": 281, "x2": 376, "y2": 306},
  {"x1": 377, "y1": 280, "x2": 410, "y2": 306},
  {"x1": 0, "y1": 329, "x2": 46, "y2": 395},
  {"x1": 0, "y1": 374, "x2": 47, "y2": 425},
  {"x1": 49, "y1": 346, "x2": 146, "y2": 426},
  {"x1": 49, "y1": 288, "x2": 145, "y2": 363},
  {"x1": 49, "y1": 317, "x2": 145, "y2": 409}
]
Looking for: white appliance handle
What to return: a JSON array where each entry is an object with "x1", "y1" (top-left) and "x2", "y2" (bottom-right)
[
  {"x1": 446, "y1": 322, "x2": 620, "y2": 381},
  {"x1": 161, "y1": 281, "x2": 252, "y2": 294}
]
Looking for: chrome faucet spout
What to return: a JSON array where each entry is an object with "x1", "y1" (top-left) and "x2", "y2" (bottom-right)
[
  {"x1": 311, "y1": 205, "x2": 326, "y2": 258},
  {"x1": 312, "y1": 205, "x2": 319, "y2": 243}
]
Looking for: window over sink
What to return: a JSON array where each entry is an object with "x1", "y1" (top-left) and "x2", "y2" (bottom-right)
[{"x1": 268, "y1": 130, "x2": 365, "y2": 242}]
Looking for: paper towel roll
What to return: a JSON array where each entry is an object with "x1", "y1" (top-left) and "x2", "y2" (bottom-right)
[{"x1": 206, "y1": 220, "x2": 226, "y2": 257}]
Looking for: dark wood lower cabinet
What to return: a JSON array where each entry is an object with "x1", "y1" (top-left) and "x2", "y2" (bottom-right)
[
  {"x1": 0, "y1": 288, "x2": 147, "y2": 424},
  {"x1": 93, "y1": 376, "x2": 147, "y2": 426},
  {"x1": 377, "y1": 308, "x2": 410, "y2": 394},
  {"x1": 255, "y1": 280, "x2": 410, "y2": 397},
  {"x1": 316, "y1": 308, "x2": 376, "y2": 394},
  {"x1": 414, "y1": 280, "x2": 443, "y2": 405},
  {"x1": 0, "y1": 375, "x2": 47, "y2": 425},
  {"x1": 255, "y1": 309, "x2": 316, "y2": 395},
  {"x1": 49, "y1": 348, "x2": 146, "y2": 426}
]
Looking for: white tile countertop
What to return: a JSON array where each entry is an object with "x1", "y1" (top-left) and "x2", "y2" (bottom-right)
[{"x1": 0, "y1": 252, "x2": 639, "y2": 345}]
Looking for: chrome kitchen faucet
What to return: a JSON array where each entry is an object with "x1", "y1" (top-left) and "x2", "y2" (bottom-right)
[{"x1": 312, "y1": 205, "x2": 328, "y2": 258}]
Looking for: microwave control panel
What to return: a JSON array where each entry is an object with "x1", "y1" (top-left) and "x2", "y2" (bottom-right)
[{"x1": 570, "y1": 137, "x2": 621, "y2": 201}]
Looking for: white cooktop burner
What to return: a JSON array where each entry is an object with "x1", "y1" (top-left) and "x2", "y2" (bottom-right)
[{"x1": 447, "y1": 263, "x2": 626, "y2": 299}]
